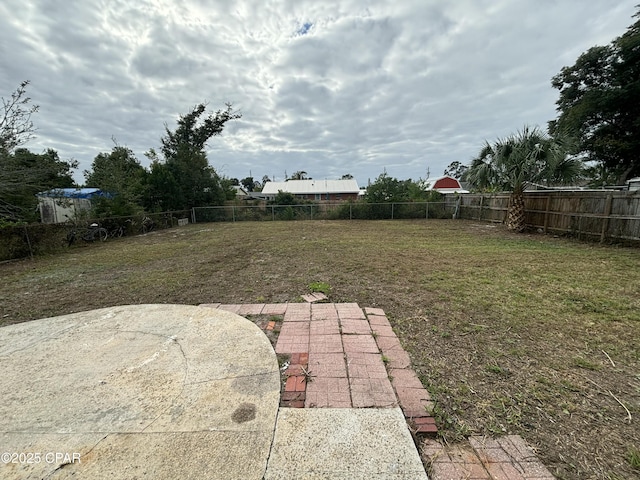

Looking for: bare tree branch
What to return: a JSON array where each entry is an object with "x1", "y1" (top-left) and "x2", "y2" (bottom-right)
[{"x1": 0, "y1": 80, "x2": 39, "y2": 152}]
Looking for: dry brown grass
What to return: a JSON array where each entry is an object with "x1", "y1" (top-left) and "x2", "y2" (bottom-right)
[{"x1": 1, "y1": 219, "x2": 639, "y2": 480}]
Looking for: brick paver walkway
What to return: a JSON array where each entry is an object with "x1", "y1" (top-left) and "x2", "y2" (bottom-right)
[
  {"x1": 202, "y1": 301, "x2": 437, "y2": 434},
  {"x1": 200, "y1": 301, "x2": 555, "y2": 479}
]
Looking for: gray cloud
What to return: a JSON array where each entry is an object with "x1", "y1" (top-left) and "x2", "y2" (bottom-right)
[{"x1": 0, "y1": 0, "x2": 637, "y2": 185}]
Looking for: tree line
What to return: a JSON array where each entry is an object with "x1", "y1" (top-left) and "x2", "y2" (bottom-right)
[
  {"x1": 0, "y1": 88, "x2": 241, "y2": 223},
  {"x1": 2, "y1": 8, "x2": 638, "y2": 227}
]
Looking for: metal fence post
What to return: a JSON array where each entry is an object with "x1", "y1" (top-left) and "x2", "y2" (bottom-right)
[
  {"x1": 391, "y1": 203, "x2": 394, "y2": 220},
  {"x1": 191, "y1": 207, "x2": 196, "y2": 224}
]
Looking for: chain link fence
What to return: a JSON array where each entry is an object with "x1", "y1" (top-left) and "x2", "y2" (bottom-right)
[
  {"x1": 192, "y1": 201, "x2": 452, "y2": 223},
  {"x1": 1, "y1": 210, "x2": 191, "y2": 261}
]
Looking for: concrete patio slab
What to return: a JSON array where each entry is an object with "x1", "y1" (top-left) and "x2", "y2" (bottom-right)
[
  {"x1": 264, "y1": 407, "x2": 428, "y2": 479},
  {"x1": 0, "y1": 305, "x2": 280, "y2": 480}
]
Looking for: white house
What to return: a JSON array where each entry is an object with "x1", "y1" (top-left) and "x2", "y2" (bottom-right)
[{"x1": 259, "y1": 179, "x2": 360, "y2": 201}]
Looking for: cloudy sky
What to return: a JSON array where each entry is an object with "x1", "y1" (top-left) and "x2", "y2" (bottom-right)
[{"x1": 1, "y1": 1, "x2": 637, "y2": 186}]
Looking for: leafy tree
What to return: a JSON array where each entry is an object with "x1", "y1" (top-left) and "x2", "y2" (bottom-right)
[
  {"x1": 0, "y1": 148, "x2": 77, "y2": 222},
  {"x1": 271, "y1": 190, "x2": 296, "y2": 205},
  {"x1": 220, "y1": 177, "x2": 240, "y2": 200},
  {"x1": 365, "y1": 172, "x2": 405, "y2": 203},
  {"x1": 443, "y1": 161, "x2": 468, "y2": 179},
  {"x1": 341, "y1": 173, "x2": 354, "y2": 179},
  {"x1": 241, "y1": 176, "x2": 259, "y2": 192},
  {"x1": 364, "y1": 172, "x2": 430, "y2": 203},
  {"x1": 549, "y1": 9, "x2": 640, "y2": 184},
  {"x1": 147, "y1": 103, "x2": 241, "y2": 210},
  {"x1": 145, "y1": 160, "x2": 181, "y2": 212},
  {"x1": 289, "y1": 171, "x2": 309, "y2": 180},
  {"x1": 1, "y1": 81, "x2": 39, "y2": 153},
  {"x1": 262, "y1": 175, "x2": 271, "y2": 186},
  {"x1": 0, "y1": 82, "x2": 79, "y2": 222},
  {"x1": 466, "y1": 126, "x2": 582, "y2": 232},
  {"x1": 84, "y1": 143, "x2": 148, "y2": 216}
]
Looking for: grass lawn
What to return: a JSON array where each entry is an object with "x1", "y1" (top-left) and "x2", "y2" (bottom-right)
[{"x1": 1, "y1": 219, "x2": 638, "y2": 479}]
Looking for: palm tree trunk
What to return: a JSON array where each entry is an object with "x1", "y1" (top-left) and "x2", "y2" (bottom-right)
[{"x1": 506, "y1": 192, "x2": 526, "y2": 232}]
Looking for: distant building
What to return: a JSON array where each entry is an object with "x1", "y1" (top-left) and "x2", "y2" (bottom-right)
[
  {"x1": 232, "y1": 185, "x2": 250, "y2": 198},
  {"x1": 627, "y1": 177, "x2": 640, "y2": 191},
  {"x1": 259, "y1": 179, "x2": 360, "y2": 201},
  {"x1": 36, "y1": 188, "x2": 109, "y2": 224},
  {"x1": 423, "y1": 176, "x2": 469, "y2": 194}
]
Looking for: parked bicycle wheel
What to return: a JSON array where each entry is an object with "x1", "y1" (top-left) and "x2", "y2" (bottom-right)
[
  {"x1": 66, "y1": 230, "x2": 77, "y2": 246},
  {"x1": 95, "y1": 228, "x2": 108, "y2": 241},
  {"x1": 110, "y1": 226, "x2": 125, "y2": 238},
  {"x1": 85, "y1": 226, "x2": 108, "y2": 242},
  {"x1": 141, "y1": 216, "x2": 155, "y2": 234}
]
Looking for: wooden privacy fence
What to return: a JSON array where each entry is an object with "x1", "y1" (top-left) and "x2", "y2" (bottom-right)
[{"x1": 450, "y1": 191, "x2": 640, "y2": 243}]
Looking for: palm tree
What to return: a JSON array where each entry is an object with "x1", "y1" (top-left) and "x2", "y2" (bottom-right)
[{"x1": 466, "y1": 126, "x2": 582, "y2": 232}]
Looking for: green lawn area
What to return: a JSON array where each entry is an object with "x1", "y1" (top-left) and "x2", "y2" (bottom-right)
[{"x1": 1, "y1": 219, "x2": 638, "y2": 480}]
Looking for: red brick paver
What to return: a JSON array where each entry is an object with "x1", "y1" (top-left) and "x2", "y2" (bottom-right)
[
  {"x1": 308, "y1": 352, "x2": 347, "y2": 378},
  {"x1": 340, "y1": 318, "x2": 372, "y2": 334},
  {"x1": 423, "y1": 437, "x2": 556, "y2": 480},
  {"x1": 261, "y1": 304, "x2": 288, "y2": 315},
  {"x1": 308, "y1": 333, "x2": 343, "y2": 353},
  {"x1": 342, "y1": 334, "x2": 379, "y2": 353},
  {"x1": 305, "y1": 377, "x2": 351, "y2": 407}
]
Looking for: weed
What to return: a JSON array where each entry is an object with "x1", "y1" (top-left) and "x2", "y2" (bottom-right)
[
  {"x1": 573, "y1": 357, "x2": 600, "y2": 371},
  {"x1": 300, "y1": 365, "x2": 314, "y2": 383},
  {"x1": 485, "y1": 364, "x2": 509, "y2": 376},
  {"x1": 308, "y1": 281, "x2": 331, "y2": 295},
  {"x1": 627, "y1": 447, "x2": 640, "y2": 470}
]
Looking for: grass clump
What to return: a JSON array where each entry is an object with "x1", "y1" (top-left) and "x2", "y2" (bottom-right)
[
  {"x1": 627, "y1": 447, "x2": 640, "y2": 470},
  {"x1": 308, "y1": 281, "x2": 331, "y2": 295}
]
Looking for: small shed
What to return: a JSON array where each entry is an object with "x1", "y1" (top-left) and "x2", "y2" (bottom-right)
[
  {"x1": 36, "y1": 188, "x2": 109, "y2": 224},
  {"x1": 424, "y1": 176, "x2": 469, "y2": 194}
]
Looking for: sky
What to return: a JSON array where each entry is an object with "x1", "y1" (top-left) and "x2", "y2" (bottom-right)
[{"x1": 1, "y1": 0, "x2": 637, "y2": 187}]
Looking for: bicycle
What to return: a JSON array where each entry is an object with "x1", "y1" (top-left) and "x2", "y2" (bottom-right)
[
  {"x1": 109, "y1": 224, "x2": 126, "y2": 238},
  {"x1": 66, "y1": 223, "x2": 108, "y2": 246},
  {"x1": 140, "y1": 216, "x2": 155, "y2": 234}
]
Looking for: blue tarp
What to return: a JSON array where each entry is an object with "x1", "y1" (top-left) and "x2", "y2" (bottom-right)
[{"x1": 36, "y1": 188, "x2": 111, "y2": 199}]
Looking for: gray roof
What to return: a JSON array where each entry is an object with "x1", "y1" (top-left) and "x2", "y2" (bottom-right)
[{"x1": 261, "y1": 179, "x2": 360, "y2": 195}]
